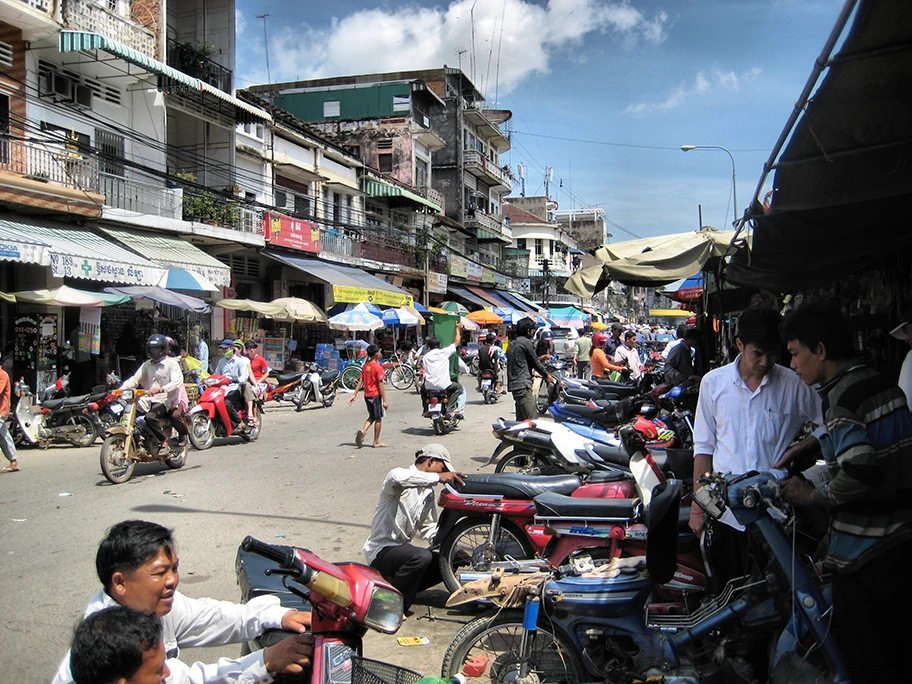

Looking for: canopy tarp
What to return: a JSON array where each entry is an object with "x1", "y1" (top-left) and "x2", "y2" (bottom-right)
[
  {"x1": 217, "y1": 299, "x2": 289, "y2": 317},
  {"x1": 728, "y1": 0, "x2": 912, "y2": 290},
  {"x1": 12, "y1": 286, "x2": 130, "y2": 307},
  {"x1": 549, "y1": 306, "x2": 589, "y2": 329},
  {"x1": 649, "y1": 308, "x2": 693, "y2": 318},
  {"x1": 104, "y1": 286, "x2": 210, "y2": 313}
]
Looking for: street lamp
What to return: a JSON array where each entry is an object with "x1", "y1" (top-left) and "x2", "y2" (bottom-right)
[{"x1": 681, "y1": 145, "x2": 738, "y2": 228}]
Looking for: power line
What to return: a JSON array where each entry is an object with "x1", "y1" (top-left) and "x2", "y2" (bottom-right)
[{"x1": 512, "y1": 129, "x2": 770, "y2": 153}]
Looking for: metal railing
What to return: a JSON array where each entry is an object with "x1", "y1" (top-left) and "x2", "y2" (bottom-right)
[
  {"x1": 0, "y1": 137, "x2": 98, "y2": 192},
  {"x1": 415, "y1": 185, "x2": 445, "y2": 212},
  {"x1": 64, "y1": 0, "x2": 156, "y2": 58},
  {"x1": 235, "y1": 205, "x2": 265, "y2": 235},
  {"x1": 463, "y1": 149, "x2": 512, "y2": 188},
  {"x1": 100, "y1": 172, "x2": 182, "y2": 219},
  {"x1": 22, "y1": 0, "x2": 52, "y2": 13},
  {"x1": 463, "y1": 210, "x2": 512, "y2": 240},
  {"x1": 319, "y1": 229, "x2": 360, "y2": 259},
  {"x1": 166, "y1": 38, "x2": 232, "y2": 93}
]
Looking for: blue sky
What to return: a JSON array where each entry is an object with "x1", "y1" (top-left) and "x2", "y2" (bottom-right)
[{"x1": 235, "y1": 0, "x2": 847, "y2": 240}]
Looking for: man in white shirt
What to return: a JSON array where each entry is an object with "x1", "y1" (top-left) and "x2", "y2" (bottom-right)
[
  {"x1": 53, "y1": 520, "x2": 313, "y2": 684},
  {"x1": 363, "y1": 444, "x2": 465, "y2": 612},
  {"x1": 889, "y1": 308, "x2": 912, "y2": 406},
  {"x1": 420, "y1": 323, "x2": 466, "y2": 417},
  {"x1": 690, "y1": 307, "x2": 822, "y2": 537},
  {"x1": 613, "y1": 331, "x2": 644, "y2": 380}
]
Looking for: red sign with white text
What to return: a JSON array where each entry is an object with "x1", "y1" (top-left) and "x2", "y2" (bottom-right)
[{"x1": 265, "y1": 212, "x2": 321, "y2": 253}]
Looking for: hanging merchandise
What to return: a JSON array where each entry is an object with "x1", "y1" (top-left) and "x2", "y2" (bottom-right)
[{"x1": 79, "y1": 307, "x2": 102, "y2": 356}]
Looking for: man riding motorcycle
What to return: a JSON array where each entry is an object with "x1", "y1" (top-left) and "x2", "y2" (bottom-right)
[
  {"x1": 421, "y1": 322, "x2": 466, "y2": 418},
  {"x1": 476, "y1": 332, "x2": 505, "y2": 395},
  {"x1": 213, "y1": 338, "x2": 249, "y2": 431}
]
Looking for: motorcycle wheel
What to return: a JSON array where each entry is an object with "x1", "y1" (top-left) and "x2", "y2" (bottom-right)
[
  {"x1": 246, "y1": 418, "x2": 261, "y2": 441},
  {"x1": 439, "y1": 518, "x2": 533, "y2": 593},
  {"x1": 321, "y1": 392, "x2": 335, "y2": 408},
  {"x1": 188, "y1": 414, "x2": 215, "y2": 450},
  {"x1": 387, "y1": 365, "x2": 415, "y2": 390},
  {"x1": 67, "y1": 413, "x2": 98, "y2": 447},
  {"x1": 441, "y1": 609, "x2": 584, "y2": 684},
  {"x1": 341, "y1": 366, "x2": 362, "y2": 391},
  {"x1": 433, "y1": 416, "x2": 445, "y2": 435},
  {"x1": 100, "y1": 434, "x2": 135, "y2": 484},
  {"x1": 294, "y1": 387, "x2": 310, "y2": 412},
  {"x1": 165, "y1": 444, "x2": 188, "y2": 470},
  {"x1": 494, "y1": 449, "x2": 554, "y2": 475}
]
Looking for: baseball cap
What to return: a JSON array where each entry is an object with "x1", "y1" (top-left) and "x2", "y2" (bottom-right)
[
  {"x1": 218, "y1": 338, "x2": 234, "y2": 348},
  {"x1": 889, "y1": 308, "x2": 912, "y2": 340},
  {"x1": 416, "y1": 443, "x2": 454, "y2": 472}
]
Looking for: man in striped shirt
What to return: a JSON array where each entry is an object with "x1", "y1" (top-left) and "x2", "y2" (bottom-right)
[{"x1": 780, "y1": 301, "x2": 912, "y2": 683}]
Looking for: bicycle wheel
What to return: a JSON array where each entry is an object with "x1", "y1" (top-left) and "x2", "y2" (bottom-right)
[
  {"x1": 341, "y1": 365, "x2": 362, "y2": 390},
  {"x1": 388, "y1": 365, "x2": 415, "y2": 390}
]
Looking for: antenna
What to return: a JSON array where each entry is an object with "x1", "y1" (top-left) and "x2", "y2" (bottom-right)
[
  {"x1": 518, "y1": 163, "x2": 526, "y2": 197},
  {"x1": 256, "y1": 13, "x2": 272, "y2": 84},
  {"x1": 455, "y1": 47, "x2": 467, "y2": 74},
  {"x1": 544, "y1": 166, "x2": 553, "y2": 199}
]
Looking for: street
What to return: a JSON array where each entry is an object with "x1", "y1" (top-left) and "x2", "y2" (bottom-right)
[{"x1": 0, "y1": 383, "x2": 511, "y2": 682}]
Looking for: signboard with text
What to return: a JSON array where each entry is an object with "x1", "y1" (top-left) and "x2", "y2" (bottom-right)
[
  {"x1": 449, "y1": 255, "x2": 468, "y2": 279},
  {"x1": 265, "y1": 212, "x2": 321, "y2": 254},
  {"x1": 427, "y1": 272, "x2": 448, "y2": 294},
  {"x1": 332, "y1": 285, "x2": 413, "y2": 307},
  {"x1": 467, "y1": 261, "x2": 483, "y2": 281}
]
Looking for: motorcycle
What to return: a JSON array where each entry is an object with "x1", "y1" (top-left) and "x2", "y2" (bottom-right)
[
  {"x1": 235, "y1": 537, "x2": 407, "y2": 683},
  {"x1": 442, "y1": 467, "x2": 847, "y2": 684},
  {"x1": 186, "y1": 374, "x2": 261, "y2": 450},
  {"x1": 87, "y1": 372, "x2": 125, "y2": 431},
  {"x1": 479, "y1": 368, "x2": 501, "y2": 404},
  {"x1": 99, "y1": 388, "x2": 188, "y2": 484},
  {"x1": 294, "y1": 363, "x2": 340, "y2": 411},
  {"x1": 422, "y1": 386, "x2": 463, "y2": 436},
  {"x1": 11, "y1": 379, "x2": 99, "y2": 448}
]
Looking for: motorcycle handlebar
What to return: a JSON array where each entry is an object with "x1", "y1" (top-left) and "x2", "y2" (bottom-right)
[{"x1": 241, "y1": 535, "x2": 297, "y2": 569}]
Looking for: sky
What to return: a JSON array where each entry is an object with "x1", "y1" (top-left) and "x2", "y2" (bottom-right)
[{"x1": 234, "y1": 0, "x2": 848, "y2": 241}]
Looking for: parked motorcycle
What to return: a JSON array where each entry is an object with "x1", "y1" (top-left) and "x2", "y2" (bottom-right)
[
  {"x1": 257, "y1": 369, "x2": 306, "y2": 408},
  {"x1": 294, "y1": 363, "x2": 340, "y2": 411},
  {"x1": 442, "y1": 468, "x2": 847, "y2": 684},
  {"x1": 187, "y1": 374, "x2": 261, "y2": 450},
  {"x1": 99, "y1": 388, "x2": 188, "y2": 484},
  {"x1": 235, "y1": 536, "x2": 406, "y2": 682},
  {"x1": 11, "y1": 379, "x2": 99, "y2": 448},
  {"x1": 87, "y1": 372, "x2": 125, "y2": 431}
]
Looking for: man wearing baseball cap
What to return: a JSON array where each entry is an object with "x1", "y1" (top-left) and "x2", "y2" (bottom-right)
[
  {"x1": 889, "y1": 308, "x2": 912, "y2": 406},
  {"x1": 362, "y1": 444, "x2": 465, "y2": 612}
]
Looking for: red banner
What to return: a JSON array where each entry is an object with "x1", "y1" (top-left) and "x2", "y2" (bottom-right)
[{"x1": 265, "y1": 212, "x2": 321, "y2": 253}]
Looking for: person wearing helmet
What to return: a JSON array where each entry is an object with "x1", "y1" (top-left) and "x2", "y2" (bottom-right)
[
  {"x1": 213, "y1": 339, "x2": 249, "y2": 430},
  {"x1": 507, "y1": 318, "x2": 554, "y2": 421},
  {"x1": 477, "y1": 332, "x2": 505, "y2": 394},
  {"x1": 590, "y1": 332, "x2": 625, "y2": 379},
  {"x1": 120, "y1": 334, "x2": 187, "y2": 456},
  {"x1": 536, "y1": 330, "x2": 555, "y2": 360},
  {"x1": 606, "y1": 322, "x2": 625, "y2": 356}
]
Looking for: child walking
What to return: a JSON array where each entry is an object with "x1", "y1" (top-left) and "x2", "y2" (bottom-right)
[{"x1": 349, "y1": 344, "x2": 388, "y2": 448}]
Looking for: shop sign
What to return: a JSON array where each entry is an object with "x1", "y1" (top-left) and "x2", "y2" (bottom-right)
[
  {"x1": 49, "y1": 254, "x2": 161, "y2": 285},
  {"x1": 482, "y1": 267, "x2": 495, "y2": 284},
  {"x1": 449, "y1": 255, "x2": 468, "y2": 279},
  {"x1": 495, "y1": 271, "x2": 507, "y2": 286},
  {"x1": 1, "y1": 240, "x2": 46, "y2": 264},
  {"x1": 332, "y1": 285, "x2": 413, "y2": 307},
  {"x1": 519, "y1": 278, "x2": 531, "y2": 294},
  {"x1": 265, "y1": 212, "x2": 321, "y2": 254},
  {"x1": 467, "y1": 261, "x2": 483, "y2": 281},
  {"x1": 427, "y1": 272, "x2": 448, "y2": 294}
]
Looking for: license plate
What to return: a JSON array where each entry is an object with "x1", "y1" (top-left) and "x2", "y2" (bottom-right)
[
  {"x1": 429, "y1": 404, "x2": 442, "y2": 413},
  {"x1": 482, "y1": 380, "x2": 492, "y2": 388},
  {"x1": 109, "y1": 403, "x2": 123, "y2": 415}
]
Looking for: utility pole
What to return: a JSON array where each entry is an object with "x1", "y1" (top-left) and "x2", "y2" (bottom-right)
[
  {"x1": 256, "y1": 14, "x2": 272, "y2": 84},
  {"x1": 518, "y1": 163, "x2": 525, "y2": 197},
  {"x1": 538, "y1": 257, "x2": 551, "y2": 309}
]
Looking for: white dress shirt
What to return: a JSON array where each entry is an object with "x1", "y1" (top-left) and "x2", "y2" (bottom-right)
[
  {"x1": 121, "y1": 357, "x2": 184, "y2": 410},
  {"x1": 613, "y1": 345, "x2": 643, "y2": 379},
  {"x1": 422, "y1": 344, "x2": 457, "y2": 391},
  {"x1": 53, "y1": 588, "x2": 291, "y2": 684},
  {"x1": 693, "y1": 355, "x2": 823, "y2": 477}
]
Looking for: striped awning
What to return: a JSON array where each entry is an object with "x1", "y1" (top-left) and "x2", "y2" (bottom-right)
[
  {"x1": 363, "y1": 178, "x2": 442, "y2": 213},
  {"x1": 198, "y1": 80, "x2": 273, "y2": 124},
  {"x1": 0, "y1": 222, "x2": 49, "y2": 265}
]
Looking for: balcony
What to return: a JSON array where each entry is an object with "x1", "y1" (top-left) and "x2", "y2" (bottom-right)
[
  {"x1": 100, "y1": 173, "x2": 182, "y2": 219},
  {"x1": 167, "y1": 38, "x2": 232, "y2": 94},
  {"x1": 63, "y1": 0, "x2": 156, "y2": 58},
  {"x1": 463, "y1": 209, "x2": 512, "y2": 243},
  {"x1": 463, "y1": 150, "x2": 512, "y2": 191},
  {"x1": 1, "y1": 1, "x2": 58, "y2": 40},
  {"x1": 415, "y1": 185, "x2": 445, "y2": 213}
]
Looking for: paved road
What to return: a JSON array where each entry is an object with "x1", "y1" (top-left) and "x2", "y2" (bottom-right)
[{"x1": 0, "y1": 382, "x2": 517, "y2": 682}]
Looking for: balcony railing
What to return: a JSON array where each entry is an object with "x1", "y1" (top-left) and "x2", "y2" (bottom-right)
[
  {"x1": 166, "y1": 38, "x2": 232, "y2": 93},
  {"x1": 463, "y1": 210, "x2": 512, "y2": 241},
  {"x1": 415, "y1": 185, "x2": 445, "y2": 213},
  {"x1": 463, "y1": 149, "x2": 512, "y2": 189},
  {"x1": 100, "y1": 172, "x2": 182, "y2": 219},
  {"x1": 64, "y1": 0, "x2": 156, "y2": 58},
  {"x1": 236, "y1": 205, "x2": 265, "y2": 235},
  {"x1": 0, "y1": 137, "x2": 98, "y2": 192},
  {"x1": 22, "y1": 0, "x2": 51, "y2": 12}
]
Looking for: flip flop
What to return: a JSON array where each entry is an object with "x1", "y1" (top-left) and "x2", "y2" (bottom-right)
[
  {"x1": 2, "y1": 466, "x2": 21, "y2": 473},
  {"x1": 355, "y1": 430, "x2": 364, "y2": 447},
  {"x1": 373, "y1": 443, "x2": 388, "y2": 448}
]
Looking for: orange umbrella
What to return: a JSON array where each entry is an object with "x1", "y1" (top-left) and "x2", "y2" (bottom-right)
[
  {"x1": 591, "y1": 321, "x2": 609, "y2": 330},
  {"x1": 466, "y1": 309, "x2": 504, "y2": 325}
]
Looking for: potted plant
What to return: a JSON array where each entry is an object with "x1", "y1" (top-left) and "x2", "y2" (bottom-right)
[{"x1": 174, "y1": 171, "x2": 220, "y2": 223}]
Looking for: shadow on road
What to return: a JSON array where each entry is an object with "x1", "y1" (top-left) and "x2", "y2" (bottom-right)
[{"x1": 130, "y1": 503, "x2": 371, "y2": 529}]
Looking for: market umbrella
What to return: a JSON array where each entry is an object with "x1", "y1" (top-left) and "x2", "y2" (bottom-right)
[
  {"x1": 328, "y1": 310, "x2": 385, "y2": 332},
  {"x1": 327, "y1": 302, "x2": 383, "y2": 317},
  {"x1": 217, "y1": 299, "x2": 289, "y2": 317},
  {"x1": 548, "y1": 306, "x2": 588, "y2": 329},
  {"x1": 382, "y1": 307, "x2": 424, "y2": 327},
  {"x1": 427, "y1": 306, "x2": 449, "y2": 314},
  {"x1": 412, "y1": 302, "x2": 430, "y2": 314},
  {"x1": 466, "y1": 309, "x2": 504, "y2": 325},
  {"x1": 591, "y1": 321, "x2": 609, "y2": 330},
  {"x1": 439, "y1": 300, "x2": 470, "y2": 315},
  {"x1": 493, "y1": 307, "x2": 548, "y2": 327},
  {"x1": 12, "y1": 285, "x2": 129, "y2": 307},
  {"x1": 104, "y1": 286, "x2": 210, "y2": 313},
  {"x1": 156, "y1": 267, "x2": 219, "y2": 291},
  {"x1": 655, "y1": 274, "x2": 705, "y2": 303},
  {"x1": 270, "y1": 297, "x2": 327, "y2": 322},
  {"x1": 460, "y1": 316, "x2": 480, "y2": 331}
]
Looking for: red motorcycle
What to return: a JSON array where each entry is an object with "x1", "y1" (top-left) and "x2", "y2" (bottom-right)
[
  {"x1": 259, "y1": 369, "x2": 307, "y2": 407},
  {"x1": 236, "y1": 537, "x2": 407, "y2": 683},
  {"x1": 187, "y1": 374, "x2": 261, "y2": 450}
]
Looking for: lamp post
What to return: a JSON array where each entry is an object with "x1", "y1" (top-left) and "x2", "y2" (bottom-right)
[{"x1": 681, "y1": 145, "x2": 738, "y2": 227}]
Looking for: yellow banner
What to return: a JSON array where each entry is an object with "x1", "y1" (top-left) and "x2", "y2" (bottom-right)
[{"x1": 333, "y1": 285, "x2": 413, "y2": 307}]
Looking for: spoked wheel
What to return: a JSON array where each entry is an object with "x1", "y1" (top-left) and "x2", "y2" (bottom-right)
[
  {"x1": 67, "y1": 413, "x2": 98, "y2": 447},
  {"x1": 341, "y1": 365, "x2": 362, "y2": 391},
  {"x1": 494, "y1": 449, "x2": 556, "y2": 475},
  {"x1": 433, "y1": 417, "x2": 444, "y2": 435},
  {"x1": 439, "y1": 518, "x2": 534, "y2": 593},
  {"x1": 442, "y1": 610, "x2": 584, "y2": 684},
  {"x1": 100, "y1": 434, "x2": 135, "y2": 484},
  {"x1": 321, "y1": 392, "x2": 335, "y2": 408},
  {"x1": 387, "y1": 365, "x2": 415, "y2": 390},
  {"x1": 187, "y1": 414, "x2": 215, "y2": 450},
  {"x1": 294, "y1": 387, "x2": 310, "y2": 412},
  {"x1": 165, "y1": 443, "x2": 188, "y2": 469}
]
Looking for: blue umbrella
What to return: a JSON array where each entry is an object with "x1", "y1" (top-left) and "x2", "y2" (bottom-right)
[
  {"x1": 327, "y1": 302, "x2": 383, "y2": 317},
  {"x1": 382, "y1": 307, "x2": 423, "y2": 327},
  {"x1": 104, "y1": 286, "x2": 210, "y2": 313},
  {"x1": 156, "y1": 267, "x2": 219, "y2": 291},
  {"x1": 493, "y1": 307, "x2": 549, "y2": 327},
  {"x1": 328, "y1": 310, "x2": 385, "y2": 331}
]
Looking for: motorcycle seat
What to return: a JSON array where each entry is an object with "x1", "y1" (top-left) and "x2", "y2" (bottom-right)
[
  {"x1": 321, "y1": 370, "x2": 340, "y2": 382},
  {"x1": 275, "y1": 372, "x2": 304, "y2": 384},
  {"x1": 534, "y1": 491, "x2": 640, "y2": 520},
  {"x1": 583, "y1": 443, "x2": 631, "y2": 468},
  {"x1": 457, "y1": 473, "x2": 581, "y2": 499},
  {"x1": 590, "y1": 380, "x2": 637, "y2": 396},
  {"x1": 651, "y1": 448, "x2": 694, "y2": 479},
  {"x1": 88, "y1": 392, "x2": 109, "y2": 403},
  {"x1": 43, "y1": 394, "x2": 91, "y2": 410}
]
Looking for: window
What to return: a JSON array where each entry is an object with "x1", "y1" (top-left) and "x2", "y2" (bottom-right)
[
  {"x1": 516, "y1": 238, "x2": 526, "y2": 250},
  {"x1": 95, "y1": 128, "x2": 125, "y2": 176},
  {"x1": 534, "y1": 239, "x2": 543, "y2": 257},
  {"x1": 0, "y1": 40, "x2": 12, "y2": 69},
  {"x1": 333, "y1": 192, "x2": 342, "y2": 224},
  {"x1": 323, "y1": 100, "x2": 340, "y2": 117},
  {"x1": 549, "y1": 240, "x2": 555, "y2": 256},
  {"x1": 294, "y1": 193, "x2": 310, "y2": 216},
  {"x1": 378, "y1": 152, "x2": 393, "y2": 173},
  {"x1": 415, "y1": 159, "x2": 428, "y2": 188},
  {"x1": 346, "y1": 195, "x2": 353, "y2": 223},
  {"x1": 274, "y1": 190, "x2": 287, "y2": 209},
  {"x1": 0, "y1": 94, "x2": 8, "y2": 164},
  {"x1": 392, "y1": 95, "x2": 410, "y2": 112}
]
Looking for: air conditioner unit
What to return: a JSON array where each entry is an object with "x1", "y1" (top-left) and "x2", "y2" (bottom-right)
[
  {"x1": 51, "y1": 73, "x2": 74, "y2": 101},
  {"x1": 74, "y1": 84, "x2": 93, "y2": 109}
]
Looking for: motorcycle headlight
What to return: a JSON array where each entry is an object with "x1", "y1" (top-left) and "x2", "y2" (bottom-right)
[
  {"x1": 362, "y1": 585, "x2": 403, "y2": 633},
  {"x1": 121, "y1": 389, "x2": 135, "y2": 401}
]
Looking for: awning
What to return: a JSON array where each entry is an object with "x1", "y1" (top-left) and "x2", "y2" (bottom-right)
[
  {"x1": 0, "y1": 216, "x2": 164, "y2": 285},
  {"x1": 265, "y1": 251, "x2": 414, "y2": 307},
  {"x1": 447, "y1": 286, "x2": 490, "y2": 309},
  {"x1": 59, "y1": 31, "x2": 199, "y2": 91},
  {"x1": 59, "y1": 31, "x2": 272, "y2": 125},
  {"x1": 0, "y1": 222, "x2": 49, "y2": 265},
  {"x1": 501, "y1": 290, "x2": 548, "y2": 314},
  {"x1": 494, "y1": 290, "x2": 537, "y2": 312},
  {"x1": 362, "y1": 178, "x2": 442, "y2": 213},
  {"x1": 466, "y1": 286, "x2": 511, "y2": 308},
  {"x1": 649, "y1": 309, "x2": 693, "y2": 318},
  {"x1": 98, "y1": 226, "x2": 231, "y2": 288}
]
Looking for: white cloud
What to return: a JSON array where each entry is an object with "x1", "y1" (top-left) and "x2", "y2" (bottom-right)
[
  {"x1": 235, "y1": 8, "x2": 246, "y2": 35},
  {"x1": 623, "y1": 66, "x2": 761, "y2": 114},
  {"x1": 236, "y1": 0, "x2": 668, "y2": 95}
]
